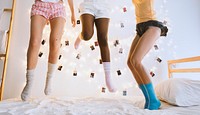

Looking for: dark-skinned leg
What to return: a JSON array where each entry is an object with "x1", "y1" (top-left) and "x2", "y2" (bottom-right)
[
  {"x1": 95, "y1": 18, "x2": 116, "y2": 92},
  {"x1": 74, "y1": 14, "x2": 95, "y2": 49}
]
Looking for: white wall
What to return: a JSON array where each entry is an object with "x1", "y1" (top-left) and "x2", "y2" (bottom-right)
[{"x1": 0, "y1": 0, "x2": 200, "y2": 100}]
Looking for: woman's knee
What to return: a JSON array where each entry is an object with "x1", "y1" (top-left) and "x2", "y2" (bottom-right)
[
  {"x1": 127, "y1": 57, "x2": 132, "y2": 68},
  {"x1": 127, "y1": 55, "x2": 142, "y2": 68},
  {"x1": 98, "y1": 34, "x2": 108, "y2": 47},
  {"x1": 81, "y1": 32, "x2": 93, "y2": 41},
  {"x1": 29, "y1": 37, "x2": 41, "y2": 48},
  {"x1": 50, "y1": 37, "x2": 61, "y2": 51}
]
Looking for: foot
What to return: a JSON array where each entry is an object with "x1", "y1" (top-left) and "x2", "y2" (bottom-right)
[
  {"x1": 44, "y1": 85, "x2": 52, "y2": 96},
  {"x1": 74, "y1": 34, "x2": 81, "y2": 49},
  {"x1": 105, "y1": 77, "x2": 116, "y2": 92},
  {"x1": 44, "y1": 74, "x2": 53, "y2": 95},
  {"x1": 144, "y1": 101, "x2": 148, "y2": 109},
  {"x1": 21, "y1": 83, "x2": 32, "y2": 101},
  {"x1": 147, "y1": 99, "x2": 161, "y2": 110}
]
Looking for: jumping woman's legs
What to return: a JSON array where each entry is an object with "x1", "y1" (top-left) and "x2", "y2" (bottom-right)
[
  {"x1": 21, "y1": 15, "x2": 47, "y2": 101},
  {"x1": 95, "y1": 18, "x2": 116, "y2": 92},
  {"x1": 127, "y1": 27, "x2": 161, "y2": 110},
  {"x1": 127, "y1": 35, "x2": 141, "y2": 82},
  {"x1": 44, "y1": 17, "x2": 66, "y2": 95},
  {"x1": 74, "y1": 14, "x2": 95, "y2": 49}
]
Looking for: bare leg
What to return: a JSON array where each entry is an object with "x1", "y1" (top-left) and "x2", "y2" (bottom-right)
[
  {"x1": 128, "y1": 27, "x2": 160, "y2": 84},
  {"x1": 127, "y1": 35, "x2": 141, "y2": 83},
  {"x1": 48, "y1": 17, "x2": 65, "y2": 63},
  {"x1": 74, "y1": 14, "x2": 95, "y2": 49},
  {"x1": 95, "y1": 18, "x2": 116, "y2": 92},
  {"x1": 21, "y1": 15, "x2": 47, "y2": 101},
  {"x1": 95, "y1": 18, "x2": 110, "y2": 62},
  {"x1": 127, "y1": 27, "x2": 161, "y2": 110},
  {"x1": 44, "y1": 17, "x2": 65, "y2": 95},
  {"x1": 27, "y1": 16, "x2": 47, "y2": 69}
]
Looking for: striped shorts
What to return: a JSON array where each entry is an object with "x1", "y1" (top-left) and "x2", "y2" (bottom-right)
[{"x1": 31, "y1": 0, "x2": 66, "y2": 21}]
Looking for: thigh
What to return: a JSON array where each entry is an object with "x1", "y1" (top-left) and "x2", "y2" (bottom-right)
[
  {"x1": 49, "y1": 17, "x2": 66, "y2": 41},
  {"x1": 80, "y1": 14, "x2": 95, "y2": 34},
  {"x1": 30, "y1": 15, "x2": 47, "y2": 42},
  {"x1": 130, "y1": 27, "x2": 161, "y2": 60},
  {"x1": 94, "y1": 18, "x2": 109, "y2": 38},
  {"x1": 128, "y1": 35, "x2": 140, "y2": 58}
]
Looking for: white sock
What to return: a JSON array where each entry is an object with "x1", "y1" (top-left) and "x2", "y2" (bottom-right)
[
  {"x1": 74, "y1": 33, "x2": 82, "y2": 50},
  {"x1": 103, "y1": 62, "x2": 116, "y2": 92},
  {"x1": 21, "y1": 69, "x2": 35, "y2": 101},
  {"x1": 44, "y1": 63, "x2": 57, "y2": 95}
]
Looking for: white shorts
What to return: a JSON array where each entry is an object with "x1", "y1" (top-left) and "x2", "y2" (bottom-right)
[{"x1": 79, "y1": 1, "x2": 111, "y2": 19}]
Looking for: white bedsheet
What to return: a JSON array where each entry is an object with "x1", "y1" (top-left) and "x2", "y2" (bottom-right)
[{"x1": 0, "y1": 96, "x2": 199, "y2": 115}]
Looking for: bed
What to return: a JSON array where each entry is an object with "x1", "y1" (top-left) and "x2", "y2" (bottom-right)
[
  {"x1": 0, "y1": 96, "x2": 200, "y2": 115},
  {"x1": 1, "y1": 57, "x2": 200, "y2": 115}
]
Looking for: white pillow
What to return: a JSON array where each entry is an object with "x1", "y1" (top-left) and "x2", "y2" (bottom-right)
[{"x1": 155, "y1": 78, "x2": 200, "y2": 106}]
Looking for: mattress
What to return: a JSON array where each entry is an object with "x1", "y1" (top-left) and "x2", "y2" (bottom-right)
[{"x1": 0, "y1": 96, "x2": 199, "y2": 115}]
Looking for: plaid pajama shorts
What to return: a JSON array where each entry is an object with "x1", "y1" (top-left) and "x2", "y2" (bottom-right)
[{"x1": 31, "y1": 0, "x2": 66, "y2": 21}]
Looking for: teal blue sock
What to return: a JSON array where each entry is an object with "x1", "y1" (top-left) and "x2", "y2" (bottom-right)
[{"x1": 139, "y1": 83, "x2": 161, "y2": 110}]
